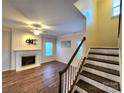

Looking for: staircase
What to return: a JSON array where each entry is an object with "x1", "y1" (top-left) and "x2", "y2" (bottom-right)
[{"x1": 73, "y1": 48, "x2": 121, "y2": 93}]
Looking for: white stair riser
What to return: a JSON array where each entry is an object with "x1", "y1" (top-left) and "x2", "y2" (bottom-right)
[
  {"x1": 86, "y1": 60, "x2": 119, "y2": 71},
  {"x1": 81, "y1": 67, "x2": 85, "y2": 73},
  {"x1": 88, "y1": 54, "x2": 119, "y2": 61},
  {"x1": 78, "y1": 75, "x2": 121, "y2": 93},
  {"x1": 73, "y1": 85, "x2": 88, "y2": 93},
  {"x1": 90, "y1": 49, "x2": 119, "y2": 54},
  {"x1": 84, "y1": 67, "x2": 120, "y2": 82}
]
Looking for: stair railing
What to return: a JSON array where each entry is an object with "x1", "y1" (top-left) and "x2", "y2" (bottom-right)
[
  {"x1": 118, "y1": 0, "x2": 122, "y2": 38},
  {"x1": 59, "y1": 37, "x2": 86, "y2": 93}
]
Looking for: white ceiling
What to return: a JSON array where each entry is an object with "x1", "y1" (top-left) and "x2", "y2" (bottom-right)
[{"x1": 3, "y1": 0, "x2": 85, "y2": 36}]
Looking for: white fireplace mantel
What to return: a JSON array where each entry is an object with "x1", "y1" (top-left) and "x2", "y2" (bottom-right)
[
  {"x1": 13, "y1": 49, "x2": 41, "y2": 52},
  {"x1": 14, "y1": 50, "x2": 41, "y2": 71}
]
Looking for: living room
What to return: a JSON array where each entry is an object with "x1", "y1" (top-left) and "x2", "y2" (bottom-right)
[{"x1": 2, "y1": 0, "x2": 123, "y2": 93}]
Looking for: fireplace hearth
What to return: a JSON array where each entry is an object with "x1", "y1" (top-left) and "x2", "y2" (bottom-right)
[{"x1": 22, "y1": 56, "x2": 35, "y2": 66}]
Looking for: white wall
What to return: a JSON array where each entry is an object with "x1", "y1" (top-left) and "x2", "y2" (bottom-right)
[
  {"x1": 11, "y1": 30, "x2": 42, "y2": 70},
  {"x1": 56, "y1": 32, "x2": 84, "y2": 65},
  {"x1": 3, "y1": 29, "x2": 57, "y2": 70},
  {"x1": 42, "y1": 35, "x2": 56, "y2": 63},
  {"x1": 12, "y1": 30, "x2": 42, "y2": 50},
  {"x1": 2, "y1": 29, "x2": 11, "y2": 71},
  {"x1": 74, "y1": 0, "x2": 99, "y2": 48},
  {"x1": 74, "y1": 0, "x2": 119, "y2": 48},
  {"x1": 3, "y1": 29, "x2": 85, "y2": 70}
]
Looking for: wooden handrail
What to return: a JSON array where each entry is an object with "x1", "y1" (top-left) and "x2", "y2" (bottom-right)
[
  {"x1": 118, "y1": 0, "x2": 122, "y2": 38},
  {"x1": 59, "y1": 37, "x2": 86, "y2": 93},
  {"x1": 59, "y1": 37, "x2": 86, "y2": 75}
]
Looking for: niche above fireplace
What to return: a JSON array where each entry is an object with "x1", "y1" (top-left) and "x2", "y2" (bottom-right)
[{"x1": 22, "y1": 56, "x2": 35, "y2": 66}]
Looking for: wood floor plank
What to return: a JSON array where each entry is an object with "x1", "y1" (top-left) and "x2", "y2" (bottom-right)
[{"x1": 2, "y1": 61, "x2": 66, "y2": 93}]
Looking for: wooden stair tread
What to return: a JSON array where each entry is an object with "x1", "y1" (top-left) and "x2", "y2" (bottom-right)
[
  {"x1": 74, "y1": 91, "x2": 80, "y2": 93},
  {"x1": 76, "y1": 80, "x2": 107, "y2": 93},
  {"x1": 87, "y1": 57, "x2": 119, "y2": 65},
  {"x1": 84, "y1": 63, "x2": 120, "y2": 76},
  {"x1": 91, "y1": 48, "x2": 119, "y2": 50},
  {"x1": 89, "y1": 52, "x2": 119, "y2": 57},
  {"x1": 80, "y1": 71, "x2": 120, "y2": 91}
]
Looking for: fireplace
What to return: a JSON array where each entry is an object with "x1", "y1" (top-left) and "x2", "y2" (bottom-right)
[
  {"x1": 22, "y1": 56, "x2": 35, "y2": 66},
  {"x1": 15, "y1": 50, "x2": 41, "y2": 71}
]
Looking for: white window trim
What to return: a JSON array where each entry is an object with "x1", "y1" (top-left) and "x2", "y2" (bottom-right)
[
  {"x1": 112, "y1": 0, "x2": 120, "y2": 17},
  {"x1": 45, "y1": 42, "x2": 53, "y2": 57}
]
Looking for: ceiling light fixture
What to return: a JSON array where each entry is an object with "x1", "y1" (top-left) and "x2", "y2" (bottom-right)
[
  {"x1": 28, "y1": 22, "x2": 50, "y2": 35},
  {"x1": 29, "y1": 23, "x2": 42, "y2": 30},
  {"x1": 29, "y1": 23, "x2": 43, "y2": 35},
  {"x1": 33, "y1": 30, "x2": 42, "y2": 35}
]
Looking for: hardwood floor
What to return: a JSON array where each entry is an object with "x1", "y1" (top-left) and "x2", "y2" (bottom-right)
[{"x1": 2, "y1": 61, "x2": 66, "y2": 93}]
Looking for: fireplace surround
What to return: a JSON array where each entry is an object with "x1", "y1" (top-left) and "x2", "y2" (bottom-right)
[{"x1": 14, "y1": 50, "x2": 41, "y2": 71}]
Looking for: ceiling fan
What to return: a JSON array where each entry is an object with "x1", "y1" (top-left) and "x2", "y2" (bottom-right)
[{"x1": 28, "y1": 22, "x2": 51, "y2": 35}]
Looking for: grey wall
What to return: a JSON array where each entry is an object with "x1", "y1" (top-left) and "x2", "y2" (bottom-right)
[{"x1": 2, "y1": 30, "x2": 11, "y2": 71}]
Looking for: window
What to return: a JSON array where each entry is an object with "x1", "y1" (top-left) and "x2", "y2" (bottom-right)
[
  {"x1": 61, "y1": 40, "x2": 71, "y2": 48},
  {"x1": 112, "y1": 0, "x2": 121, "y2": 16},
  {"x1": 45, "y1": 42, "x2": 53, "y2": 57}
]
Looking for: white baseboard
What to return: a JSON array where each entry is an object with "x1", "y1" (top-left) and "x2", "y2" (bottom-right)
[{"x1": 2, "y1": 68, "x2": 11, "y2": 72}]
